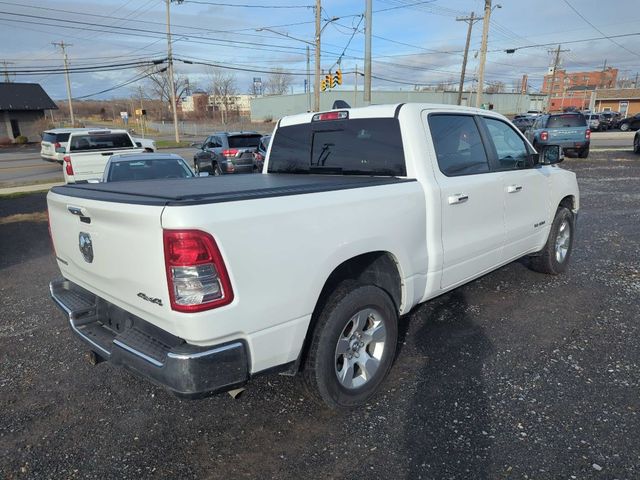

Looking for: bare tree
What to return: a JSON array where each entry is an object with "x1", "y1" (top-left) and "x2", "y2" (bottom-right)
[
  {"x1": 209, "y1": 68, "x2": 238, "y2": 124},
  {"x1": 139, "y1": 67, "x2": 189, "y2": 118},
  {"x1": 485, "y1": 81, "x2": 506, "y2": 93},
  {"x1": 265, "y1": 68, "x2": 293, "y2": 95}
]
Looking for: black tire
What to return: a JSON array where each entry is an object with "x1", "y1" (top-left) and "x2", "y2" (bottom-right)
[
  {"x1": 578, "y1": 146, "x2": 589, "y2": 158},
  {"x1": 633, "y1": 134, "x2": 640, "y2": 154},
  {"x1": 212, "y1": 163, "x2": 222, "y2": 176},
  {"x1": 193, "y1": 162, "x2": 200, "y2": 174},
  {"x1": 620, "y1": 122, "x2": 630, "y2": 132},
  {"x1": 529, "y1": 207, "x2": 575, "y2": 275},
  {"x1": 303, "y1": 282, "x2": 398, "y2": 409}
]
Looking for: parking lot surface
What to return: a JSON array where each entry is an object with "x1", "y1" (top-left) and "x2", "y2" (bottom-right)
[{"x1": 1, "y1": 151, "x2": 638, "y2": 479}]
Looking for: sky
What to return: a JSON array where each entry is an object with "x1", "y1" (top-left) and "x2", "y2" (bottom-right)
[{"x1": 1, "y1": 0, "x2": 639, "y2": 100}]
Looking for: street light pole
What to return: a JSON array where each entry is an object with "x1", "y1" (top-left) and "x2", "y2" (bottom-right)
[
  {"x1": 476, "y1": 0, "x2": 497, "y2": 108},
  {"x1": 166, "y1": 0, "x2": 180, "y2": 143},
  {"x1": 314, "y1": 0, "x2": 321, "y2": 111}
]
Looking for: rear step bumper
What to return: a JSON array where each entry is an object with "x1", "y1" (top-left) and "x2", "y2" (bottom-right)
[{"x1": 49, "y1": 278, "x2": 249, "y2": 398}]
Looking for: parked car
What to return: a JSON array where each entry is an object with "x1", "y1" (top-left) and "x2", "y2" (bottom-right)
[
  {"x1": 102, "y1": 153, "x2": 195, "y2": 182},
  {"x1": 525, "y1": 112, "x2": 590, "y2": 158},
  {"x1": 254, "y1": 135, "x2": 271, "y2": 171},
  {"x1": 61, "y1": 129, "x2": 145, "y2": 183},
  {"x1": 618, "y1": 113, "x2": 640, "y2": 132},
  {"x1": 512, "y1": 115, "x2": 535, "y2": 133},
  {"x1": 48, "y1": 103, "x2": 579, "y2": 408},
  {"x1": 40, "y1": 129, "x2": 72, "y2": 164},
  {"x1": 586, "y1": 113, "x2": 605, "y2": 132},
  {"x1": 633, "y1": 130, "x2": 640, "y2": 154},
  {"x1": 132, "y1": 137, "x2": 156, "y2": 152},
  {"x1": 193, "y1": 131, "x2": 263, "y2": 175},
  {"x1": 599, "y1": 111, "x2": 618, "y2": 130}
]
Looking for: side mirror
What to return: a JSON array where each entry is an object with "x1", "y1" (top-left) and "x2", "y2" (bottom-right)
[
  {"x1": 191, "y1": 142, "x2": 203, "y2": 149},
  {"x1": 135, "y1": 142, "x2": 142, "y2": 147},
  {"x1": 55, "y1": 147, "x2": 66, "y2": 153},
  {"x1": 540, "y1": 145, "x2": 564, "y2": 165},
  {"x1": 198, "y1": 172, "x2": 209, "y2": 177}
]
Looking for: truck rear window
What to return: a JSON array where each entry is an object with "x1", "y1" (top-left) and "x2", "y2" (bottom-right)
[
  {"x1": 547, "y1": 114, "x2": 586, "y2": 128},
  {"x1": 268, "y1": 118, "x2": 406, "y2": 176},
  {"x1": 69, "y1": 133, "x2": 135, "y2": 151}
]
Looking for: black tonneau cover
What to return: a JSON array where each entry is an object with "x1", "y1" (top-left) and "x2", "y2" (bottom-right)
[{"x1": 50, "y1": 174, "x2": 415, "y2": 206}]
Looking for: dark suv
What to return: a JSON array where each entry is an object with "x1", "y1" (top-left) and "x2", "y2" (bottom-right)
[{"x1": 193, "y1": 131, "x2": 263, "y2": 175}]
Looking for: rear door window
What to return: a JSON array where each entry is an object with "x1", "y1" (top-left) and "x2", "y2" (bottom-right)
[
  {"x1": 428, "y1": 114, "x2": 489, "y2": 176},
  {"x1": 228, "y1": 135, "x2": 262, "y2": 149},
  {"x1": 268, "y1": 118, "x2": 406, "y2": 176},
  {"x1": 547, "y1": 114, "x2": 586, "y2": 128},
  {"x1": 69, "y1": 133, "x2": 135, "y2": 151}
]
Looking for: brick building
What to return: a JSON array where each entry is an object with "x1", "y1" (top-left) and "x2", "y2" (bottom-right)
[{"x1": 542, "y1": 67, "x2": 618, "y2": 111}]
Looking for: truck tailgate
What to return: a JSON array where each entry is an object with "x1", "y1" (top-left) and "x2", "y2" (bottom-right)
[{"x1": 47, "y1": 190, "x2": 174, "y2": 333}]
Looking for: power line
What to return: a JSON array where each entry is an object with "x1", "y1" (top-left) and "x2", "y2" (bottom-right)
[
  {"x1": 501, "y1": 31, "x2": 640, "y2": 53},
  {"x1": 562, "y1": 0, "x2": 640, "y2": 58},
  {"x1": 181, "y1": 1, "x2": 313, "y2": 8}
]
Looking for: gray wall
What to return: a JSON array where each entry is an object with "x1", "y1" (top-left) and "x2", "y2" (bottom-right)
[
  {"x1": 1, "y1": 110, "x2": 46, "y2": 141},
  {"x1": 250, "y1": 90, "x2": 547, "y2": 122}
]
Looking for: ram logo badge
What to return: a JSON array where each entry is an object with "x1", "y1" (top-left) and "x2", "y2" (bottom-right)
[
  {"x1": 534, "y1": 220, "x2": 546, "y2": 228},
  {"x1": 137, "y1": 292, "x2": 163, "y2": 306},
  {"x1": 78, "y1": 232, "x2": 94, "y2": 263}
]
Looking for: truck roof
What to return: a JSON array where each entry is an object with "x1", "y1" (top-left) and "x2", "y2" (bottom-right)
[{"x1": 279, "y1": 102, "x2": 507, "y2": 127}]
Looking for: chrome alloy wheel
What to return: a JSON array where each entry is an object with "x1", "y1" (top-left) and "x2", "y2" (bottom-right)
[
  {"x1": 334, "y1": 308, "x2": 387, "y2": 389},
  {"x1": 555, "y1": 219, "x2": 571, "y2": 263}
]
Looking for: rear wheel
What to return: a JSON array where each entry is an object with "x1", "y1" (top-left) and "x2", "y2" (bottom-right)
[
  {"x1": 303, "y1": 282, "x2": 398, "y2": 409},
  {"x1": 620, "y1": 122, "x2": 630, "y2": 132},
  {"x1": 212, "y1": 163, "x2": 222, "y2": 176},
  {"x1": 529, "y1": 207, "x2": 574, "y2": 275},
  {"x1": 578, "y1": 146, "x2": 589, "y2": 158},
  {"x1": 633, "y1": 134, "x2": 640, "y2": 154}
]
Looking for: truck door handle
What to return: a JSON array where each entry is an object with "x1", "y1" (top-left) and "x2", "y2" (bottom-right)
[
  {"x1": 507, "y1": 185, "x2": 523, "y2": 193},
  {"x1": 448, "y1": 193, "x2": 469, "y2": 205}
]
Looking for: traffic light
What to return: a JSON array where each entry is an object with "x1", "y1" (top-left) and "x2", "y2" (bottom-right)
[
  {"x1": 321, "y1": 79, "x2": 327, "y2": 92},
  {"x1": 334, "y1": 69, "x2": 342, "y2": 86},
  {"x1": 325, "y1": 73, "x2": 332, "y2": 89}
]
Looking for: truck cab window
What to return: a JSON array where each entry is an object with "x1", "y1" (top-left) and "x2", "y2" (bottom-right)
[
  {"x1": 428, "y1": 114, "x2": 489, "y2": 176},
  {"x1": 483, "y1": 117, "x2": 529, "y2": 170}
]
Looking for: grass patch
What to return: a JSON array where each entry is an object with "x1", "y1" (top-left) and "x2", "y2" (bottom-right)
[{"x1": 155, "y1": 140, "x2": 194, "y2": 149}]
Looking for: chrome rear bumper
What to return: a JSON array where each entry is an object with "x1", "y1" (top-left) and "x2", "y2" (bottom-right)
[{"x1": 49, "y1": 278, "x2": 249, "y2": 397}]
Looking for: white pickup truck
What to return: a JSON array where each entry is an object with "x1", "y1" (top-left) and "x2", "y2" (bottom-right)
[
  {"x1": 59, "y1": 129, "x2": 146, "y2": 183},
  {"x1": 47, "y1": 104, "x2": 579, "y2": 408}
]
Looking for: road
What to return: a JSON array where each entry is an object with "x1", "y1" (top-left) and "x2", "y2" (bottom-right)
[
  {"x1": 0, "y1": 150, "x2": 638, "y2": 479},
  {"x1": 0, "y1": 147, "x2": 199, "y2": 188}
]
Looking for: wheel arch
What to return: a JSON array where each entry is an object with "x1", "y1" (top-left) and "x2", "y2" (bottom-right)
[{"x1": 287, "y1": 251, "x2": 403, "y2": 375}]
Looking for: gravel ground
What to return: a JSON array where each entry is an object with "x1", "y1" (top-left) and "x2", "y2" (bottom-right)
[{"x1": 1, "y1": 151, "x2": 638, "y2": 479}]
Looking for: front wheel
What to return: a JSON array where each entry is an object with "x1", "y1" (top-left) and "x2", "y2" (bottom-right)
[
  {"x1": 633, "y1": 135, "x2": 640, "y2": 154},
  {"x1": 212, "y1": 163, "x2": 222, "y2": 176},
  {"x1": 529, "y1": 207, "x2": 575, "y2": 275},
  {"x1": 303, "y1": 282, "x2": 398, "y2": 409},
  {"x1": 620, "y1": 122, "x2": 630, "y2": 132}
]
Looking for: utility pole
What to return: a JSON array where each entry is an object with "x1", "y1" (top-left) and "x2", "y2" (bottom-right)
[
  {"x1": 546, "y1": 44, "x2": 569, "y2": 112},
  {"x1": 52, "y1": 41, "x2": 75, "y2": 126},
  {"x1": 306, "y1": 45, "x2": 311, "y2": 111},
  {"x1": 166, "y1": 0, "x2": 181, "y2": 143},
  {"x1": 456, "y1": 12, "x2": 481, "y2": 105},
  {"x1": 314, "y1": 0, "x2": 321, "y2": 111},
  {"x1": 475, "y1": 0, "x2": 493, "y2": 108},
  {"x1": 364, "y1": 0, "x2": 372, "y2": 105},
  {"x1": 1, "y1": 61, "x2": 14, "y2": 82},
  {"x1": 354, "y1": 64, "x2": 358, "y2": 107}
]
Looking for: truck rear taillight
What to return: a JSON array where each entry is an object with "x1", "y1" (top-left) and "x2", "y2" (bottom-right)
[
  {"x1": 222, "y1": 148, "x2": 238, "y2": 157},
  {"x1": 585, "y1": 129, "x2": 591, "y2": 140},
  {"x1": 540, "y1": 131, "x2": 548, "y2": 142},
  {"x1": 63, "y1": 155, "x2": 73, "y2": 176},
  {"x1": 163, "y1": 230, "x2": 234, "y2": 312}
]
